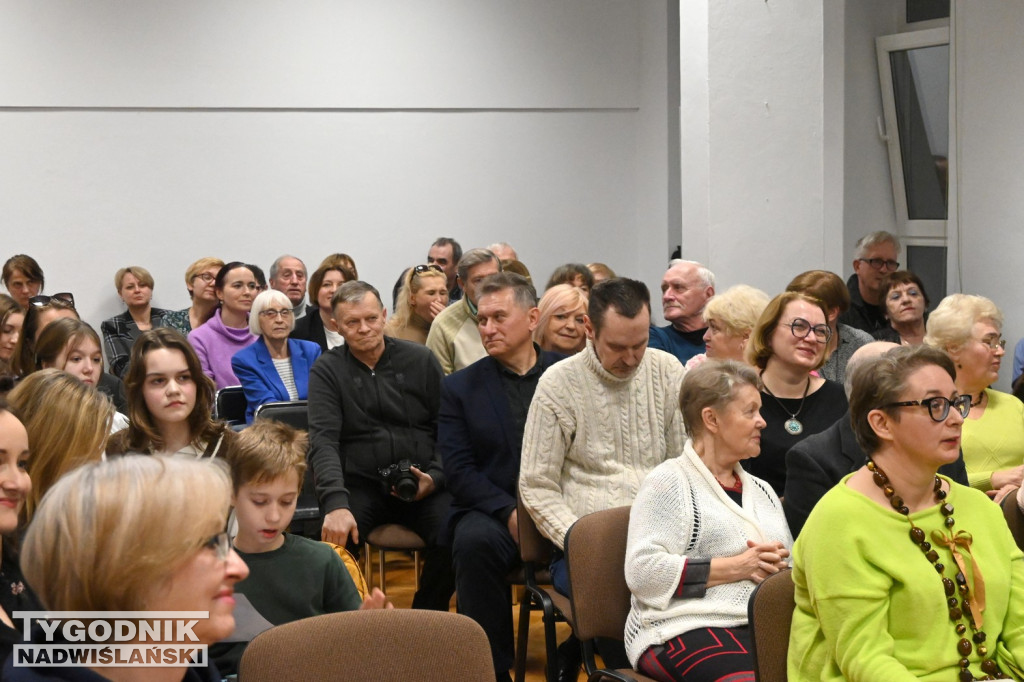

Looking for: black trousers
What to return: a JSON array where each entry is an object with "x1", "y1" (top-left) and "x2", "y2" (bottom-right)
[{"x1": 347, "y1": 484, "x2": 455, "y2": 611}]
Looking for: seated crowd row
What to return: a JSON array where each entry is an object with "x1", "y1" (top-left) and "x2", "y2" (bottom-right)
[{"x1": 0, "y1": 230, "x2": 1022, "y2": 682}]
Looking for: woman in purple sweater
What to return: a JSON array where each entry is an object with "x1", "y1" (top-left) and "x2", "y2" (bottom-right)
[{"x1": 189, "y1": 262, "x2": 257, "y2": 390}]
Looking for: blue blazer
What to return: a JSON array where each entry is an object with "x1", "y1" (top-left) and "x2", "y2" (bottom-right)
[
  {"x1": 231, "y1": 337, "x2": 322, "y2": 423},
  {"x1": 438, "y1": 350, "x2": 564, "y2": 534}
]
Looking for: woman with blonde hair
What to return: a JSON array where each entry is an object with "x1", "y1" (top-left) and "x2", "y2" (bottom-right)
[
  {"x1": 101, "y1": 266, "x2": 171, "y2": 379},
  {"x1": 9, "y1": 455, "x2": 248, "y2": 681},
  {"x1": 163, "y1": 256, "x2": 225, "y2": 337},
  {"x1": 385, "y1": 264, "x2": 449, "y2": 344},
  {"x1": 684, "y1": 284, "x2": 770, "y2": 370},
  {"x1": 925, "y1": 293, "x2": 1024, "y2": 495},
  {"x1": 7, "y1": 368, "x2": 114, "y2": 522},
  {"x1": 533, "y1": 283, "x2": 588, "y2": 355}
]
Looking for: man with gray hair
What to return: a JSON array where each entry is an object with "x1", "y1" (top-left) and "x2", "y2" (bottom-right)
[
  {"x1": 839, "y1": 230, "x2": 902, "y2": 334},
  {"x1": 308, "y1": 280, "x2": 454, "y2": 610},
  {"x1": 268, "y1": 254, "x2": 308, "y2": 320},
  {"x1": 783, "y1": 341, "x2": 968, "y2": 536},
  {"x1": 426, "y1": 248, "x2": 503, "y2": 374},
  {"x1": 487, "y1": 241, "x2": 518, "y2": 262},
  {"x1": 648, "y1": 259, "x2": 715, "y2": 365}
]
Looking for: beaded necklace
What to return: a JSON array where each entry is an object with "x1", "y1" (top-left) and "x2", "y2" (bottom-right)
[{"x1": 867, "y1": 459, "x2": 1007, "y2": 681}]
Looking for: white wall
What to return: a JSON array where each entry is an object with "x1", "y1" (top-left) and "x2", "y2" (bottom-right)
[{"x1": 0, "y1": 1, "x2": 676, "y2": 327}]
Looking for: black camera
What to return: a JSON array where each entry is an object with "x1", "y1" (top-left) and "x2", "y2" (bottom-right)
[{"x1": 379, "y1": 459, "x2": 420, "y2": 502}]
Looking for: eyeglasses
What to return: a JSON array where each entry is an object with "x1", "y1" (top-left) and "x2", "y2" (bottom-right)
[
  {"x1": 202, "y1": 531, "x2": 231, "y2": 561},
  {"x1": 858, "y1": 258, "x2": 900, "y2": 272},
  {"x1": 259, "y1": 308, "x2": 293, "y2": 319},
  {"x1": 882, "y1": 395, "x2": 972, "y2": 422},
  {"x1": 192, "y1": 273, "x2": 215, "y2": 283},
  {"x1": 782, "y1": 317, "x2": 832, "y2": 343},
  {"x1": 977, "y1": 336, "x2": 1007, "y2": 351},
  {"x1": 414, "y1": 264, "x2": 445, "y2": 276},
  {"x1": 28, "y1": 293, "x2": 75, "y2": 309}
]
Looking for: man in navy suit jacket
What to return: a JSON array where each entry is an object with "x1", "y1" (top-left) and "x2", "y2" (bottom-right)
[{"x1": 439, "y1": 272, "x2": 563, "y2": 682}]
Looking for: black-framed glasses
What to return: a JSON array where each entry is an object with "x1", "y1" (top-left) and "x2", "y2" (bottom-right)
[
  {"x1": 28, "y1": 293, "x2": 75, "y2": 309},
  {"x1": 783, "y1": 317, "x2": 831, "y2": 343},
  {"x1": 881, "y1": 395, "x2": 972, "y2": 422},
  {"x1": 858, "y1": 257, "x2": 900, "y2": 271},
  {"x1": 202, "y1": 531, "x2": 231, "y2": 561},
  {"x1": 259, "y1": 308, "x2": 293, "y2": 319},
  {"x1": 414, "y1": 264, "x2": 444, "y2": 276}
]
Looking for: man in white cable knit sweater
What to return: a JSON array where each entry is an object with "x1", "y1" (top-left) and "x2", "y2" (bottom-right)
[{"x1": 519, "y1": 277, "x2": 687, "y2": 598}]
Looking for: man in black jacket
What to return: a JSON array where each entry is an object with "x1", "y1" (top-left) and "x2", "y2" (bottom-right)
[{"x1": 308, "y1": 280, "x2": 453, "y2": 610}]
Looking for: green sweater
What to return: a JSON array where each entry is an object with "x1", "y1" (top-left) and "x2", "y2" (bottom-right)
[
  {"x1": 211, "y1": 533, "x2": 362, "y2": 676},
  {"x1": 789, "y1": 475, "x2": 1024, "y2": 681},
  {"x1": 962, "y1": 389, "x2": 1024, "y2": 491}
]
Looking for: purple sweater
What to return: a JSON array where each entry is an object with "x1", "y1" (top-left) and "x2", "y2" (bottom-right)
[{"x1": 189, "y1": 309, "x2": 256, "y2": 390}]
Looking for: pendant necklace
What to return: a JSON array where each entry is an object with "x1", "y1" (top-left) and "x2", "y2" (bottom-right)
[{"x1": 762, "y1": 373, "x2": 810, "y2": 436}]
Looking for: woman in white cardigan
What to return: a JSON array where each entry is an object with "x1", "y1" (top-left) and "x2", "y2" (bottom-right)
[{"x1": 624, "y1": 360, "x2": 793, "y2": 682}]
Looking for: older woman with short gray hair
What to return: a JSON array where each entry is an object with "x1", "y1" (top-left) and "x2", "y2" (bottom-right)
[{"x1": 231, "y1": 289, "x2": 322, "y2": 423}]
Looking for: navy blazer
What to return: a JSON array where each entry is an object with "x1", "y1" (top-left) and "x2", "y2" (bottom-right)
[
  {"x1": 231, "y1": 337, "x2": 322, "y2": 423},
  {"x1": 438, "y1": 350, "x2": 564, "y2": 534}
]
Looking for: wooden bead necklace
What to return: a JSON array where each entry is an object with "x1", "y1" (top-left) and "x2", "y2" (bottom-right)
[{"x1": 867, "y1": 458, "x2": 1008, "y2": 681}]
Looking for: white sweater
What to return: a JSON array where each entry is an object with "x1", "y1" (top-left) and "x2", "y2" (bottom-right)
[
  {"x1": 623, "y1": 441, "x2": 793, "y2": 666},
  {"x1": 519, "y1": 341, "x2": 686, "y2": 549}
]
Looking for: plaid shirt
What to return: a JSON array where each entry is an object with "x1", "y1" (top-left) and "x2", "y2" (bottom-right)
[{"x1": 100, "y1": 308, "x2": 172, "y2": 379}]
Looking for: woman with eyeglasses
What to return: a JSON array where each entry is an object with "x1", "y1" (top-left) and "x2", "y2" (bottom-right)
[
  {"x1": 189, "y1": 262, "x2": 258, "y2": 390},
  {"x1": 100, "y1": 266, "x2": 172, "y2": 379},
  {"x1": 874, "y1": 270, "x2": 930, "y2": 346},
  {"x1": 1, "y1": 255, "x2": 43, "y2": 310},
  {"x1": 7, "y1": 455, "x2": 248, "y2": 681},
  {"x1": 163, "y1": 257, "x2": 225, "y2": 337},
  {"x1": 742, "y1": 291, "x2": 849, "y2": 496},
  {"x1": 230, "y1": 290, "x2": 321, "y2": 423},
  {"x1": 384, "y1": 264, "x2": 449, "y2": 344},
  {"x1": 925, "y1": 294, "x2": 1024, "y2": 497},
  {"x1": 291, "y1": 262, "x2": 356, "y2": 352},
  {"x1": 790, "y1": 344, "x2": 1024, "y2": 681}
]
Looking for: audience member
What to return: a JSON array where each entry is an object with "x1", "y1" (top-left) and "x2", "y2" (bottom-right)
[
  {"x1": 533, "y1": 283, "x2": 588, "y2": 356},
  {"x1": 790, "y1": 344, "x2": 1024, "y2": 681},
  {"x1": 318, "y1": 253, "x2": 359, "y2": 280},
  {"x1": 211, "y1": 420, "x2": 390, "y2": 676},
  {"x1": 427, "y1": 237, "x2": 463, "y2": 302},
  {"x1": 544, "y1": 262, "x2": 594, "y2": 294},
  {"x1": 1014, "y1": 338, "x2": 1024, "y2": 386},
  {"x1": 684, "y1": 284, "x2": 770, "y2": 370},
  {"x1": 248, "y1": 263, "x2": 268, "y2": 292},
  {"x1": 499, "y1": 258, "x2": 532, "y2": 286},
  {"x1": 10, "y1": 293, "x2": 77, "y2": 377},
  {"x1": 162, "y1": 256, "x2": 224, "y2": 337},
  {"x1": 7, "y1": 369, "x2": 114, "y2": 522},
  {"x1": 107, "y1": 328, "x2": 236, "y2": 458},
  {"x1": 873, "y1": 270, "x2": 929, "y2": 345},
  {"x1": 10, "y1": 455, "x2": 248, "y2": 681},
  {"x1": 625, "y1": 360, "x2": 792, "y2": 682},
  {"x1": 268, "y1": 254, "x2": 308, "y2": 320},
  {"x1": 743, "y1": 292, "x2": 848, "y2": 495},
  {"x1": 783, "y1": 341, "x2": 969, "y2": 537},
  {"x1": 838, "y1": 230, "x2": 901, "y2": 334},
  {"x1": 0, "y1": 296, "x2": 22, "y2": 376},
  {"x1": 649, "y1": 260, "x2": 715, "y2": 365},
  {"x1": 925, "y1": 293, "x2": 1024, "y2": 496},
  {"x1": 1, "y1": 255, "x2": 43, "y2": 309},
  {"x1": 231, "y1": 290, "x2": 321, "y2": 423},
  {"x1": 587, "y1": 262, "x2": 616, "y2": 284},
  {"x1": 426, "y1": 248, "x2": 502, "y2": 374},
  {"x1": 101, "y1": 266, "x2": 172, "y2": 379},
  {"x1": 440, "y1": 273, "x2": 561, "y2": 682},
  {"x1": 308, "y1": 281, "x2": 454, "y2": 611},
  {"x1": 190, "y1": 261, "x2": 258, "y2": 390},
  {"x1": 786, "y1": 269, "x2": 873, "y2": 385},
  {"x1": 487, "y1": 242, "x2": 518, "y2": 262},
  {"x1": 384, "y1": 264, "x2": 449, "y2": 344},
  {"x1": 291, "y1": 262, "x2": 355, "y2": 352}
]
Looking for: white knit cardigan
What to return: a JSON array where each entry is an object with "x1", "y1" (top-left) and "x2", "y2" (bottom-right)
[
  {"x1": 623, "y1": 440, "x2": 793, "y2": 666},
  {"x1": 519, "y1": 341, "x2": 686, "y2": 549}
]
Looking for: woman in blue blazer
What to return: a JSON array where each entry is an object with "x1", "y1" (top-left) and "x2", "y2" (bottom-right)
[{"x1": 231, "y1": 290, "x2": 322, "y2": 423}]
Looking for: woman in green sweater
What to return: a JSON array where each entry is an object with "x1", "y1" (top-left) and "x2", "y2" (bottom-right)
[{"x1": 790, "y1": 344, "x2": 1024, "y2": 681}]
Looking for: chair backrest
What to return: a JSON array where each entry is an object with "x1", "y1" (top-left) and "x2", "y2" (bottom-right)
[
  {"x1": 322, "y1": 541, "x2": 368, "y2": 599},
  {"x1": 238, "y1": 609, "x2": 494, "y2": 682},
  {"x1": 1001, "y1": 487, "x2": 1024, "y2": 551},
  {"x1": 517, "y1": 492, "x2": 553, "y2": 565},
  {"x1": 748, "y1": 568, "x2": 795, "y2": 682},
  {"x1": 254, "y1": 400, "x2": 309, "y2": 431},
  {"x1": 564, "y1": 505, "x2": 632, "y2": 641},
  {"x1": 214, "y1": 385, "x2": 247, "y2": 424}
]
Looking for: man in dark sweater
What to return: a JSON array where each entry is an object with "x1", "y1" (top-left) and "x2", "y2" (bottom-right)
[
  {"x1": 838, "y1": 231, "x2": 901, "y2": 334},
  {"x1": 308, "y1": 280, "x2": 453, "y2": 610}
]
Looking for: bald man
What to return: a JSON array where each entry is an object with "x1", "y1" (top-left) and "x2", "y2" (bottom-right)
[{"x1": 783, "y1": 341, "x2": 969, "y2": 536}]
